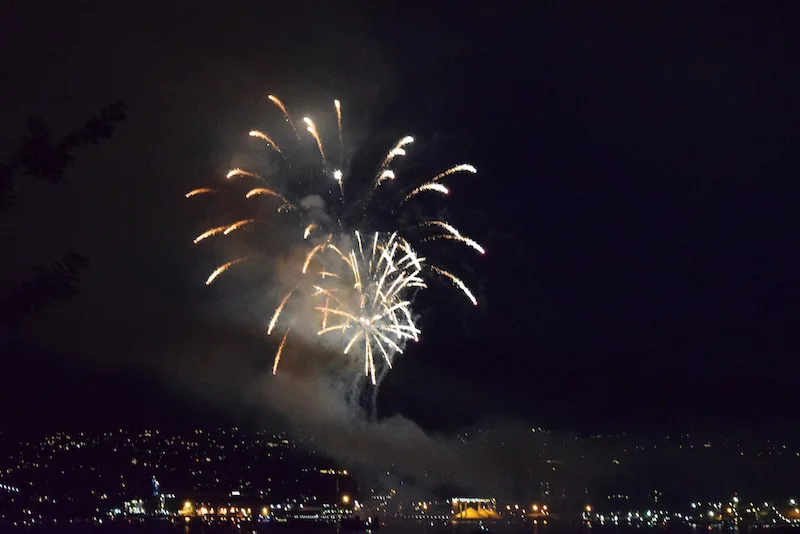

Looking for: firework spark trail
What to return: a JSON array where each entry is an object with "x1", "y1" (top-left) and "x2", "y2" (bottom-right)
[
  {"x1": 267, "y1": 94, "x2": 300, "y2": 139},
  {"x1": 369, "y1": 232, "x2": 378, "y2": 272},
  {"x1": 245, "y1": 188, "x2": 291, "y2": 205},
  {"x1": 376, "y1": 233, "x2": 398, "y2": 270},
  {"x1": 366, "y1": 336, "x2": 376, "y2": 384},
  {"x1": 400, "y1": 241, "x2": 422, "y2": 262},
  {"x1": 317, "y1": 323, "x2": 348, "y2": 335},
  {"x1": 268, "y1": 286, "x2": 298, "y2": 335},
  {"x1": 185, "y1": 188, "x2": 215, "y2": 198},
  {"x1": 374, "y1": 137, "x2": 413, "y2": 187},
  {"x1": 205, "y1": 256, "x2": 255, "y2": 285},
  {"x1": 431, "y1": 164, "x2": 478, "y2": 181},
  {"x1": 272, "y1": 327, "x2": 292, "y2": 375},
  {"x1": 314, "y1": 307, "x2": 358, "y2": 322},
  {"x1": 373, "y1": 328, "x2": 403, "y2": 354},
  {"x1": 193, "y1": 225, "x2": 228, "y2": 244},
  {"x1": 373, "y1": 249, "x2": 397, "y2": 306},
  {"x1": 403, "y1": 182, "x2": 449, "y2": 202},
  {"x1": 355, "y1": 230, "x2": 365, "y2": 259},
  {"x1": 303, "y1": 117, "x2": 326, "y2": 163},
  {"x1": 422, "y1": 234, "x2": 486, "y2": 255},
  {"x1": 344, "y1": 330, "x2": 363, "y2": 355},
  {"x1": 333, "y1": 169, "x2": 344, "y2": 196},
  {"x1": 302, "y1": 243, "x2": 326, "y2": 274},
  {"x1": 334, "y1": 99, "x2": 342, "y2": 146},
  {"x1": 376, "y1": 170, "x2": 395, "y2": 186},
  {"x1": 226, "y1": 168, "x2": 262, "y2": 180},
  {"x1": 349, "y1": 250, "x2": 362, "y2": 290},
  {"x1": 248, "y1": 130, "x2": 283, "y2": 155},
  {"x1": 365, "y1": 337, "x2": 372, "y2": 379},
  {"x1": 223, "y1": 219, "x2": 260, "y2": 235},
  {"x1": 370, "y1": 331, "x2": 392, "y2": 367},
  {"x1": 382, "y1": 136, "x2": 414, "y2": 166},
  {"x1": 303, "y1": 224, "x2": 318, "y2": 239},
  {"x1": 420, "y1": 220, "x2": 460, "y2": 235},
  {"x1": 327, "y1": 244, "x2": 352, "y2": 268},
  {"x1": 363, "y1": 136, "x2": 415, "y2": 202},
  {"x1": 311, "y1": 285, "x2": 341, "y2": 301},
  {"x1": 431, "y1": 265, "x2": 478, "y2": 305},
  {"x1": 384, "y1": 271, "x2": 415, "y2": 302},
  {"x1": 354, "y1": 136, "x2": 416, "y2": 216}
]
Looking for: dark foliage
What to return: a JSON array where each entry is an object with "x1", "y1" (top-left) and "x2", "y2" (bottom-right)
[
  {"x1": 0, "y1": 102, "x2": 127, "y2": 209},
  {"x1": 0, "y1": 253, "x2": 89, "y2": 326},
  {"x1": 0, "y1": 103, "x2": 127, "y2": 326}
]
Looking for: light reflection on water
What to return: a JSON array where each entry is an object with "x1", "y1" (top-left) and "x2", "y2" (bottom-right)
[
  {"x1": 25, "y1": 521, "x2": 797, "y2": 534},
  {"x1": 13, "y1": 520, "x2": 547, "y2": 534},
  {"x1": 168, "y1": 522, "x2": 546, "y2": 534}
]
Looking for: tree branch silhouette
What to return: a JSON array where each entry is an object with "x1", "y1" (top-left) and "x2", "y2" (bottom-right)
[{"x1": 0, "y1": 103, "x2": 127, "y2": 326}]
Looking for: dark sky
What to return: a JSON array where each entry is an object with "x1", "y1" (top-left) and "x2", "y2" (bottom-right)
[{"x1": 1, "y1": 3, "x2": 798, "y2": 437}]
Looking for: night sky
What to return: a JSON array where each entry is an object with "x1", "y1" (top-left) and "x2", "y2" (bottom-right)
[{"x1": 1, "y1": 3, "x2": 798, "y2": 437}]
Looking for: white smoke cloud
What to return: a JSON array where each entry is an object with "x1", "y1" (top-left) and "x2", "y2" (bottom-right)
[{"x1": 299, "y1": 194, "x2": 331, "y2": 225}]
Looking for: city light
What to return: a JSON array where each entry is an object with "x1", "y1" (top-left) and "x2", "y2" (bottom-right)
[{"x1": 3, "y1": 428, "x2": 800, "y2": 527}]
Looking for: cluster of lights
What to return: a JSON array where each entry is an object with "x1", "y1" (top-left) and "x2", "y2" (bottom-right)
[
  {"x1": 502, "y1": 503, "x2": 550, "y2": 516},
  {"x1": 5, "y1": 428, "x2": 800, "y2": 528},
  {"x1": 0, "y1": 483, "x2": 20, "y2": 493},
  {"x1": 583, "y1": 497, "x2": 800, "y2": 527}
]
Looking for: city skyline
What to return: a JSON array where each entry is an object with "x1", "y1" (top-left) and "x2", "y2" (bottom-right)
[{"x1": 1, "y1": 427, "x2": 798, "y2": 528}]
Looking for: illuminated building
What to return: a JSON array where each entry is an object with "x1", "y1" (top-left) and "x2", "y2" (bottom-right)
[
  {"x1": 124, "y1": 499, "x2": 146, "y2": 515},
  {"x1": 451, "y1": 498, "x2": 501, "y2": 520},
  {"x1": 152, "y1": 476, "x2": 166, "y2": 514}
]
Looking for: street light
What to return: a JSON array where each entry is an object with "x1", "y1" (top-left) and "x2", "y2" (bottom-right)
[
  {"x1": 586, "y1": 505, "x2": 592, "y2": 513},
  {"x1": 342, "y1": 495, "x2": 351, "y2": 504}
]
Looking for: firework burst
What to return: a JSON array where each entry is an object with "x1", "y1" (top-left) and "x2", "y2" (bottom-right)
[
  {"x1": 188, "y1": 94, "x2": 483, "y2": 384},
  {"x1": 310, "y1": 231, "x2": 423, "y2": 384}
]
